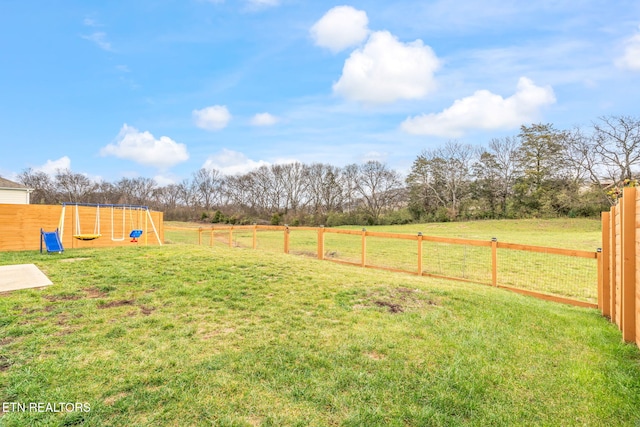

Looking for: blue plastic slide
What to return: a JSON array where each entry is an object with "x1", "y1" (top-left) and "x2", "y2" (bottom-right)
[{"x1": 41, "y1": 228, "x2": 64, "y2": 253}]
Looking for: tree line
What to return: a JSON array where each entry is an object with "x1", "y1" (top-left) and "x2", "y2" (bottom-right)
[{"x1": 15, "y1": 115, "x2": 640, "y2": 226}]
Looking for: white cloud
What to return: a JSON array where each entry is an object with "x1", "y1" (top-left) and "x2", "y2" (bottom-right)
[
  {"x1": 83, "y1": 18, "x2": 98, "y2": 27},
  {"x1": 248, "y1": 0, "x2": 279, "y2": 5},
  {"x1": 250, "y1": 112, "x2": 279, "y2": 126},
  {"x1": 616, "y1": 27, "x2": 640, "y2": 71},
  {"x1": 34, "y1": 156, "x2": 72, "y2": 175},
  {"x1": 401, "y1": 77, "x2": 556, "y2": 137},
  {"x1": 310, "y1": 6, "x2": 369, "y2": 53},
  {"x1": 153, "y1": 174, "x2": 178, "y2": 186},
  {"x1": 202, "y1": 149, "x2": 269, "y2": 175},
  {"x1": 333, "y1": 31, "x2": 440, "y2": 105},
  {"x1": 81, "y1": 32, "x2": 113, "y2": 51},
  {"x1": 243, "y1": 0, "x2": 279, "y2": 11},
  {"x1": 362, "y1": 151, "x2": 387, "y2": 162},
  {"x1": 193, "y1": 105, "x2": 232, "y2": 131},
  {"x1": 100, "y1": 124, "x2": 189, "y2": 169}
]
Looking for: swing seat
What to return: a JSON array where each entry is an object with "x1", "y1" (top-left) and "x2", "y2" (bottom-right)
[
  {"x1": 73, "y1": 234, "x2": 102, "y2": 241},
  {"x1": 129, "y1": 229, "x2": 143, "y2": 242}
]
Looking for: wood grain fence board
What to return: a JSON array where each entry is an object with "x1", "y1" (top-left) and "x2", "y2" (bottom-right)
[
  {"x1": 421, "y1": 235, "x2": 492, "y2": 247},
  {"x1": 325, "y1": 228, "x2": 363, "y2": 236},
  {"x1": 615, "y1": 206, "x2": 622, "y2": 328},
  {"x1": 622, "y1": 187, "x2": 636, "y2": 342},
  {"x1": 497, "y1": 242, "x2": 597, "y2": 258},
  {"x1": 496, "y1": 284, "x2": 598, "y2": 309},
  {"x1": 601, "y1": 212, "x2": 610, "y2": 317},
  {"x1": 364, "y1": 231, "x2": 418, "y2": 241}
]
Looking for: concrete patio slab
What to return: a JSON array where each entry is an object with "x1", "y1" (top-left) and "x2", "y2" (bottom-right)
[{"x1": 0, "y1": 264, "x2": 53, "y2": 293}]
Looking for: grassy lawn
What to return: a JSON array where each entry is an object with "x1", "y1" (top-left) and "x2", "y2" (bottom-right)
[{"x1": 1, "y1": 241, "x2": 639, "y2": 426}]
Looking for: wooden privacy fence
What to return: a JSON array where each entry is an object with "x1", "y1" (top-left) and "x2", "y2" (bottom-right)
[
  {"x1": 165, "y1": 224, "x2": 599, "y2": 308},
  {"x1": 0, "y1": 203, "x2": 164, "y2": 251},
  {"x1": 600, "y1": 186, "x2": 640, "y2": 347}
]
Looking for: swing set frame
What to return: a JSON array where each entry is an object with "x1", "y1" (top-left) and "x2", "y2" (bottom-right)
[{"x1": 58, "y1": 203, "x2": 162, "y2": 246}]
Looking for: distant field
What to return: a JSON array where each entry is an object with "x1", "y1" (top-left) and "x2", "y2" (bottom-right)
[
  {"x1": 0, "y1": 244, "x2": 638, "y2": 426},
  {"x1": 331, "y1": 218, "x2": 602, "y2": 251}
]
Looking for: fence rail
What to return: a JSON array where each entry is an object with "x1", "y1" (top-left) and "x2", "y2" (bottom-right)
[{"x1": 165, "y1": 224, "x2": 599, "y2": 308}]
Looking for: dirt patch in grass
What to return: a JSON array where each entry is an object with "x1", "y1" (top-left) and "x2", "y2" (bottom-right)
[
  {"x1": 140, "y1": 305, "x2": 155, "y2": 316},
  {"x1": 98, "y1": 299, "x2": 135, "y2": 309},
  {"x1": 247, "y1": 415, "x2": 263, "y2": 427},
  {"x1": 83, "y1": 287, "x2": 109, "y2": 298},
  {"x1": 199, "y1": 327, "x2": 236, "y2": 340},
  {"x1": 365, "y1": 351, "x2": 386, "y2": 360},
  {"x1": 374, "y1": 300, "x2": 404, "y2": 313},
  {"x1": 356, "y1": 287, "x2": 438, "y2": 314},
  {"x1": 44, "y1": 294, "x2": 82, "y2": 302},
  {"x1": 325, "y1": 250, "x2": 339, "y2": 258},
  {"x1": 0, "y1": 355, "x2": 12, "y2": 371},
  {"x1": 104, "y1": 392, "x2": 129, "y2": 406}
]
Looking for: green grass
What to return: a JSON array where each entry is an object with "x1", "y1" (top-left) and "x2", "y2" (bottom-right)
[
  {"x1": 166, "y1": 218, "x2": 601, "y2": 303},
  {"x1": 1, "y1": 243, "x2": 639, "y2": 426}
]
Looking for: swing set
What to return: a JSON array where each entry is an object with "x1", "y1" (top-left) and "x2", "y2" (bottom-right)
[{"x1": 57, "y1": 203, "x2": 162, "y2": 245}]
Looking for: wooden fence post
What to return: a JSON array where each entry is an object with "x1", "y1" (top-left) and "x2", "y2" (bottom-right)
[
  {"x1": 610, "y1": 205, "x2": 617, "y2": 323},
  {"x1": 198, "y1": 227, "x2": 202, "y2": 246},
  {"x1": 491, "y1": 237, "x2": 498, "y2": 286},
  {"x1": 228, "y1": 226, "x2": 233, "y2": 248},
  {"x1": 210, "y1": 227, "x2": 214, "y2": 247},
  {"x1": 622, "y1": 186, "x2": 636, "y2": 342},
  {"x1": 361, "y1": 228, "x2": 367, "y2": 267},
  {"x1": 253, "y1": 224, "x2": 257, "y2": 249},
  {"x1": 317, "y1": 226, "x2": 325, "y2": 260},
  {"x1": 601, "y1": 212, "x2": 611, "y2": 317},
  {"x1": 597, "y1": 248, "x2": 603, "y2": 313},
  {"x1": 417, "y1": 232, "x2": 423, "y2": 275},
  {"x1": 284, "y1": 225, "x2": 290, "y2": 254}
]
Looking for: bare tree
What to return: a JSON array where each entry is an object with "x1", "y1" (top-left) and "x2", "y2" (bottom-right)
[
  {"x1": 55, "y1": 169, "x2": 96, "y2": 203},
  {"x1": 591, "y1": 115, "x2": 640, "y2": 184},
  {"x1": 473, "y1": 136, "x2": 520, "y2": 215},
  {"x1": 18, "y1": 169, "x2": 57, "y2": 204},
  {"x1": 354, "y1": 161, "x2": 404, "y2": 223},
  {"x1": 341, "y1": 163, "x2": 360, "y2": 213},
  {"x1": 153, "y1": 184, "x2": 181, "y2": 212},
  {"x1": 192, "y1": 168, "x2": 222, "y2": 211},
  {"x1": 280, "y1": 162, "x2": 309, "y2": 215},
  {"x1": 407, "y1": 141, "x2": 474, "y2": 219},
  {"x1": 116, "y1": 177, "x2": 157, "y2": 205}
]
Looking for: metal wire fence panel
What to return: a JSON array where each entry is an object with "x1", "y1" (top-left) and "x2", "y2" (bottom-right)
[
  {"x1": 421, "y1": 241, "x2": 492, "y2": 284},
  {"x1": 324, "y1": 231, "x2": 362, "y2": 265},
  {"x1": 162, "y1": 225, "x2": 598, "y2": 308},
  {"x1": 497, "y1": 249, "x2": 597, "y2": 303},
  {"x1": 232, "y1": 228, "x2": 255, "y2": 249},
  {"x1": 288, "y1": 229, "x2": 318, "y2": 258},
  {"x1": 366, "y1": 236, "x2": 418, "y2": 273},
  {"x1": 255, "y1": 230, "x2": 285, "y2": 253}
]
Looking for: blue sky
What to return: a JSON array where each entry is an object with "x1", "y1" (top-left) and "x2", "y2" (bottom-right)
[{"x1": 1, "y1": 0, "x2": 639, "y2": 184}]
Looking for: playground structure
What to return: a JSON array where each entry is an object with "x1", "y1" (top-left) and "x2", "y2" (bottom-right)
[
  {"x1": 0, "y1": 203, "x2": 164, "y2": 252},
  {"x1": 55, "y1": 203, "x2": 159, "y2": 245}
]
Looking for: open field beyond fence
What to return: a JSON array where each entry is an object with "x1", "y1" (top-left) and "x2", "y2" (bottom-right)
[{"x1": 165, "y1": 219, "x2": 600, "y2": 307}]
